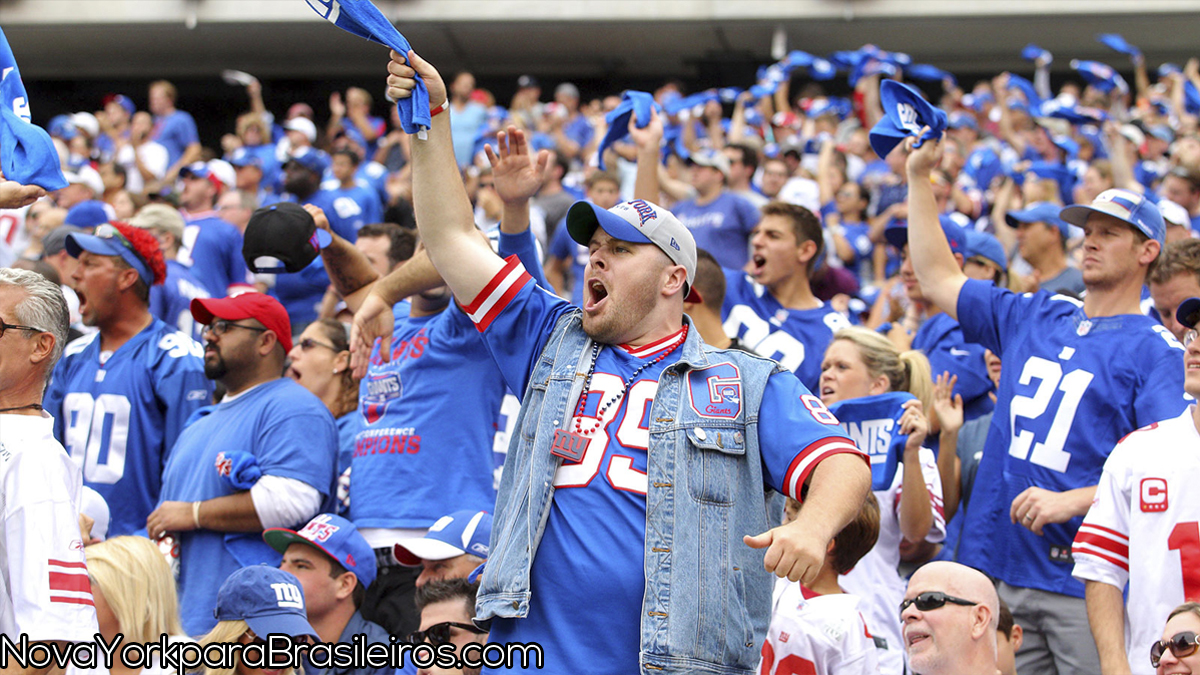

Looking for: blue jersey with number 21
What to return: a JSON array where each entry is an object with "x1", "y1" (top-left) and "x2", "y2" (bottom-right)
[{"x1": 955, "y1": 280, "x2": 1187, "y2": 598}]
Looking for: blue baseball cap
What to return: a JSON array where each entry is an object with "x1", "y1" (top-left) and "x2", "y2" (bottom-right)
[
  {"x1": 869, "y1": 80, "x2": 948, "y2": 160},
  {"x1": 965, "y1": 230, "x2": 1008, "y2": 271},
  {"x1": 394, "y1": 510, "x2": 492, "y2": 567},
  {"x1": 884, "y1": 215, "x2": 968, "y2": 256},
  {"x1": 1176, "y1": 297, "x2": 1200, "y2": 330},
  {"x1": 947, "y1": 111, "x2": 978, "y2": 131},
  {"x1": 65, "y1": 223, "x2": 156, "y2": 285},
  {"x1": 1005, "y1": 202, "x2": 1073, "y2": 240},
  {"x1": 228, "y1": 147, "x2": 262, "y2": 168},
  {"x1": 264, "y1": 513, "x2": 377, "y2": 589},
  {"x1": 64, "y1": 200, "x2": 115, "y2": 229},
  {"x1": 285, "y1": 147, "x2": 330, "y2": 177},
  {"x1": 1060, "y1": 188, "x2": 1165, "y2": 246},
  {"x1": 214, "y1": 565, "x2": 318, "y2": 639},
  {"x1": 103, "y1": 94, "x2": 136, "y2": 117}
]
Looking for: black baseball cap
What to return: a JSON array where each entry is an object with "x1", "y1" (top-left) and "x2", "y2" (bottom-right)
[{"x1": 242, "y1": 202, "x2": 332, "y2": 274}]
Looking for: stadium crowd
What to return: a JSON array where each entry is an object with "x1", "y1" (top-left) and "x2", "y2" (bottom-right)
[{"x1": 5, "y1": 13, "x2": 1200, "y2": 675}]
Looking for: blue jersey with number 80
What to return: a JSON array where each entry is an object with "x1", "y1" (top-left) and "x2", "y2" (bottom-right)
[{"x1": 955, "y1": 280, "x2": 1188, "y2": 597}]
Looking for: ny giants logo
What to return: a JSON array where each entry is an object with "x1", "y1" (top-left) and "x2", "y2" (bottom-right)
[
  {"x1": 299, "y1": 514, "x2": 339, "y2": 542},
  {"x1": 629, "y1": 200, "x2": 656, "y2": 226},
  {"x1": 687, "y1": 363, "x2": 742, "y2": 419},
  {"x1": 896, "y1": 103, "x2": 921, "y2": 134},
  {"x1": 271, "y1": 582, "x2": 304, "y2": 609},
  {"x1": 1140, "y1": 477, "x2": 1169, "y2": 512},
  {"x1": 361, "y1": 372, "x2": 402, "y2": 425},
  {"x1": 214, "y1": 452, "x2": 232, "y2": 477}
]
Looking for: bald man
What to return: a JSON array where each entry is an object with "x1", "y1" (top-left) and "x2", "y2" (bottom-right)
[{"x1": 901, "y1": 561, "x2": 1000, "y2": 675}]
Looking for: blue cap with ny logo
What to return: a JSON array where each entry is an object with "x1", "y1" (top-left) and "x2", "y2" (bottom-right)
[{"x1": 214, "y1": 565, "x2": 318, "y2": 639}]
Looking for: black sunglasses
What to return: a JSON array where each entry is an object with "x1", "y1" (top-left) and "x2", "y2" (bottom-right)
[
  {"x1": 899, "y1": 591, "x2": 978, "y2": 618},
  {"x1": 0, "y1": 317, "x2": 44, "y2": 339},
  {"x1": 207, "y1": 319, "x2": 269, "y2": 337},
  {"x1": 406, "y1": 621, "x2": 486, "y2": 646},
  {"x1": 299, "y1": 337, "x2": 339, "y2": 352},
  {"x1": 1152, "y1": 631, "x2": 1200, "y2": 667}
]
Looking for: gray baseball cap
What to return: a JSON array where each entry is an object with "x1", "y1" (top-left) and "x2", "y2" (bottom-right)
[{"x1": 566, "y1": 199, "x2": 702, "y2": 304}]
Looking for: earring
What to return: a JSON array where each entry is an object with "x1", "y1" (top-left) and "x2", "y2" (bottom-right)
[{"x1": 333, "y1": 368, "x2": 341, "y2": 374}]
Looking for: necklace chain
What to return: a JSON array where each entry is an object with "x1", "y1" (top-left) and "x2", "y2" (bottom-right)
[{"x1": 573, "y1": 327, "x2": 688, "y2": 437}]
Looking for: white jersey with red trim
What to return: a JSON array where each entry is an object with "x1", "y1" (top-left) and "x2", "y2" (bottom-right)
[
  {"x1": 1072, "y1": 408, "x2": 1200, "y2": 675},
  {"x1": 839, "y1": 447, "x2": 945, "y2": 675},
  {"x1": 759, "y1": 579, "x2": 881, "y2": 675},
  {"x1": 0, "y1": 412, "x2": 98, "y2": 640}
]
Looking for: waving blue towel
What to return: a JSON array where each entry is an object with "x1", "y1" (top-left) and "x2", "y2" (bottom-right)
[
  {"x1": 0, "y1": 27, "x2": 66, "y2": 191},
  {"x1": 1021, "y1": 44, "x2": 1052, "y2": 64},
  {"x1": 829, "y1": 391, "x2": 915, "y2": 491},
  {"x1": 869, "y1": 80, "x2": 947, "y2": 159},
  {"x1": 305, "y1": 0, "x2": 431, "y2": 136},
  {"x1": 596, "y1": 91, "x2": 658, "y2": 170},
  {"x1": 1071, "y1": 59, "x2": 1129, "y2": 95},
  {"x1": 1097, "y1": 33, "x2": 1141, "y2": 59}
]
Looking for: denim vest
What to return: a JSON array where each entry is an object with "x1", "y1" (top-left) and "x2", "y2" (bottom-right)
[{"x1": 477, "y1": 310, "x2": 787, "y2": 675}]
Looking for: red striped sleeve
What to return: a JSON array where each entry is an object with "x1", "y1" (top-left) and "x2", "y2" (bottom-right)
[
  {"x1": 48, "y1": 559, "x2": 93, "y2": 606},
  {"x1": 783, "y1": 436, "x2": 867, "y2": 501},
  {"x1": 462, "y1": 255, "x2": 532, "y2": 332}
]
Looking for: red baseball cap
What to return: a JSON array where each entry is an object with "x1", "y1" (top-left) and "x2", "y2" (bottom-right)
[{"x1": 190, "y1": 293, "x2": 293, "y2": 353}]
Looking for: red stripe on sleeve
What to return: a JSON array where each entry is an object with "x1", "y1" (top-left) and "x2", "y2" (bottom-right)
[
  {"x1": 47, "y1": 560, "x2": 87, "y2": 569},
  {"x1": 784, "y1": 436, "x2": 867, "y2": 502},
  {"x1": 462, "y1": 255, "x2": 522, "y2": 315},
  {"x1": 1073, "y1": 531, "x2": 1130, "y2": 558},
  {"x1": 49, "y1": 572, "x2": 92, "y2": 594},
  {"x1": 1071, "y1": 545, "x2": 1129, "y2": 572},
  {"x1": 49, "y1": 596, "x2": 95, "y2": 607},
  {"x1": 473, "y1": 270, "x2": 533, "y2": 333},
  {"x1": 1078, "y1": 523, "x2": 1128, "y2": 543}
]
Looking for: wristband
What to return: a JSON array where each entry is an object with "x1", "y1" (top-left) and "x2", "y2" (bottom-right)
[
  {"x1": 192, "y1": 501, "x2": 202, "y2": 529},
  {"x1": 430, "y1": 99, "x2": 449, "y2": 117}
]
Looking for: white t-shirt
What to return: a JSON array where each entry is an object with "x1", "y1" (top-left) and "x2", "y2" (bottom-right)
[
  {"x1": 839, "y1": 447, "x2": 945, "y2": 675},
  {"x1": 760, "y1": 579, "x2": 882, "y2": 675},
  {"x1": 1073, "y1": 407, "x2": 1200, "y2": 675},
  {"x1": 0, "y1": 412, "x2": 98, "y2": 640}
]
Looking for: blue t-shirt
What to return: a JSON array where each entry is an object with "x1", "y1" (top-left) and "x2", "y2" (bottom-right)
[
  {"x1": 44, "y1": 320, "x2": 213, "y2": 537},
  {"x1": 671, "y1": 192, "x2": 760, "y2": 269},
  {"x1": 449, "y1": 103, "x2": 488, "y2": 167},
  {"x1": 150, "y1": 259, "x2": 211, "y2": 343},
  {"x1": 911, "y1": 312, "x2": 995, "y2": 421},
  {"x1": 466, "y1": 256, "x2": 860, "y2": 674},
  {"x1": 315, "y1": 185, "x2": 383, "y2": 236},
  {"x1": 548, "y1": 218, "x2": 586, "y2": 305},
  {"x1": 720, "y1": 269, "x2": 851, "y2": 392},
  {"x1": 151, "y1": 110, "x2": 199, "y2": 168},
  {"x1": 563, "y1": 114, "x2": 595, "y2": 152},
  {"x1": 160, "y1": 378, "x2": 337, "y2": 635},
  {"x1": 955, "y1": 280, "x2": 1188, "y2": 597},
  {"x1": 335, "y1": 412, "x2": 360, "y2": 517},
  {"x1": 178, "y1": 213, "x2": 252, "y2": 297}
]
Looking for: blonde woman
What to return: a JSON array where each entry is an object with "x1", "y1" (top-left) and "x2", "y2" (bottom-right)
[
  {"x1": 199, "y1": 566, "x2": 317, "y2": 675},
  {"x1": 85, "y1": 536, "x2": 189, "y2": 675},
  {"x1": 817, "y1": 326, "x2": 945, "y2": 675}
]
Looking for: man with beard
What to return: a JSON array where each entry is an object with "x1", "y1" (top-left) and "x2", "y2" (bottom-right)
[
  {"x1": 148, "y1": 292, "x2": 337, "y2": 636},
  {"x1": 43, "y1": 222, "x2": 211, "y2": 537},
  {"x1": 384, "y1": 50, "x2": 870, "y2": 675}
]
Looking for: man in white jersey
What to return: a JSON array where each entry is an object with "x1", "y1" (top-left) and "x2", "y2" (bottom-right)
[
  {"x1": 0, "y1": 268, "x2": 98, "y2": 655},
  {"x1": 1071, "y1": 296, "x2": 1200, "y2": 675}
]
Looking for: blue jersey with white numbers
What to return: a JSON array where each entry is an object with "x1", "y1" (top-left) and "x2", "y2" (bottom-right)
[
  {"x1": 178, "y1": 213, "x2": 252, "y2": 297},
  {"x1": 160, "y1": 377, "x2": 338, "y2": 636},
  {"x1": 955, "y1": 280, "x2": 1188, "y2": 597},
  {"x1": 350, "y1": 231, "x2": 543, "y2": 531},
  {"x1": 43, "y1": 319, "x2": 213, "y2": 537},
  {"x1": 912, "y1": 312, "x2": 995, "y2": 421},
  {"x1": 720, "y1": 269, "x2": 851, "y2": 392},
  {"x1": 467, "y1": 256, "x2": 862, "y2": 675},
  {"x1": 150, "y1": 259, "x2": 210, "y2": 343}
]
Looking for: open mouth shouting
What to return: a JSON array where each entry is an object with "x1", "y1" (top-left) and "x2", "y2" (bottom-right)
[{"x1": 585, "y1": 277, "x2": 609, "y2": 313}]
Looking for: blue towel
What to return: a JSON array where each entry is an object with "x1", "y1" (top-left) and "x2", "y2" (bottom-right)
[
  {"x1": 305, "y1": 0, "x2": 430, "y2": 136},
  {"x1": 869, "y1": 80, "x2": 947, "y2": 159},
  {"x1": 214, "y1": 450, "x2": 263, "y2": 490},
  {"x1": 0, "y1": 27, "x2": 66, "y2": 191},
  {"x1": 1021, "y1": 43, "x2": 1052, "y2": 64},
  {"x1": 828, "y1": 391, "x2": 915, "y2": 491},
  {"x1": 596, "y1": 90, "x2": 658, "y2": 170},
  {"x1": 1006, "y1": 73, "x2": 1043, "y2": 108},
  {"x1": 1071, "y1": 59, "x2": 1129, "y2": 95},
  {"x1": 1097, "y1": 33, "x2": 1141, "y2": 59},
  {"x1": 906, "y1": 64, "x2": 957, "y2": 87}
]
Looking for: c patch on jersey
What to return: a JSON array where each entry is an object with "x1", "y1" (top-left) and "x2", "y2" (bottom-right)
[
  {"x1": 687, "y1": 364, "x2": 742, "y2": 420},
  {"x1": 1140, "y1": 477, "x2": 1169, "y2": 512},
  {"x1": 362, "y1": 372, "x2": 402, "y2": 425}
]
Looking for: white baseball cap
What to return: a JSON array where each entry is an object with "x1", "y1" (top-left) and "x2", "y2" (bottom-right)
[
  {"x1": 566, "y1": 199, "x2": 703, "y2": 304},
  {"x1": 284, "y1": 117, "x2": 317, "y2": 143}
]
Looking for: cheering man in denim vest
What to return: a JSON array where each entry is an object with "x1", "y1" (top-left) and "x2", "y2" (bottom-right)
[{"x1": 381, "y1": 51, "x2": 871, "y2": 675}]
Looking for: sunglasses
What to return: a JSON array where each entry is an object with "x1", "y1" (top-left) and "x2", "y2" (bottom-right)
[
  {"x1": 299, "y1": 337, "x2": 339, "y2": 352},
  {"x1": 1152, "y1": 631, "x2": 1200, "y2": 667},
  {"x1": 1185, "y1": 329, "x2": 1197, "y2": 348},
  {"x1": 93, "y1": 223, "x2": 137, "y2": 253},
  {"x1": 207, "y1": 319, "x2": 269, "y2": 337},
  {"x1": 0, "y1": 317, "x2": 44, "y2": 339},
  {"x1": 406, "y1": 621, "x2": 486, "y2": 646},
  {"x1": 899, "y1": 591, "x2": 979, "y2": 618}
]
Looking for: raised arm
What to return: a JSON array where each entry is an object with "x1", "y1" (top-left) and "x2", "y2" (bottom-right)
[
  {"x1": 906, "y1": 131, "x2": 967, "y2": 319},
  {"x1": 630, "y1": 107, "x2": 664, "y2": 203},
  {"x1": 387, "y1": 50, "x2": 506, "y2": 304}
]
